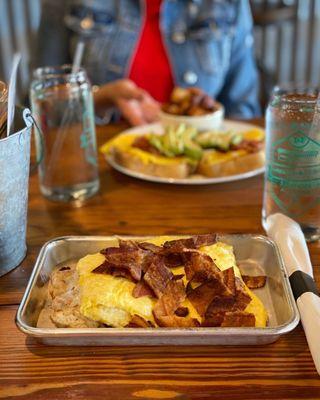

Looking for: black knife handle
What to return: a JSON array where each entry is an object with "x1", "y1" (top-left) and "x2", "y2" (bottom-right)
[{"x1": 289, "y1": 270, "x2": 319, "y2": 301}]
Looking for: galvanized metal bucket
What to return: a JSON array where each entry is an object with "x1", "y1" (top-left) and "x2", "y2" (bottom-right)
[{"x1": 0, "y1": 108, "x2": 33, "y2": 276}]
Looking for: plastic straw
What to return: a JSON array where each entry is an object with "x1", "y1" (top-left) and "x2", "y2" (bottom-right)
[
  {"x1": 7, "y1": 53, "x2": 21, "y2": 137},
  {"x1": 46, "y1": 42, "x2": 85, "y2": 182},
  {"x1": 72, "y1": 41, "x2": 85, "y2": 74}
]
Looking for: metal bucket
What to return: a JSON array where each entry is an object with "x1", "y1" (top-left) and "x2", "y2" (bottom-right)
[{"x1": 0, "y1": 108, "x2": 33, "y2": 276}]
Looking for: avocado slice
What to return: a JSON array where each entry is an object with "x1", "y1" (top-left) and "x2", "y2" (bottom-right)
[
  {"x1": 196, "y1": 131, "x2": 240, "y2": 151},
  {"x1": 149, "y1": 134, "x2": 174, "y2": 157},
  {"x1": 184, "y1": 139, "x2": 203, "y2": 160},
  {"x1": 167, "y1": 126, "x2": 184, "y2": 155}
]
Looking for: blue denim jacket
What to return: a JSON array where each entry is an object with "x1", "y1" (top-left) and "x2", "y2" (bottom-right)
[{"x1": 38, "y1": 0, "x2": 260, "y2": 118}]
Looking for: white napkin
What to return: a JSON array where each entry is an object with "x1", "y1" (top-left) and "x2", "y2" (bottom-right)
[{"x1": 265, "y1": 213, "x2": 320, "y2": 375}]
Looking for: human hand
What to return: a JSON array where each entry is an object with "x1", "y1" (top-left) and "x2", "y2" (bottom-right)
[{"x1": 94, "y1": 79, "x2": 160, "y2": 126}]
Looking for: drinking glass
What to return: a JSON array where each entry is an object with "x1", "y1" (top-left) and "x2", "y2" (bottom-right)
[
  {"x1": 30, "y1": 65, "x2": 99, "y2": 202},
  {"x1": 262, "y1": 84, "x2": 320, "y2": 241}
]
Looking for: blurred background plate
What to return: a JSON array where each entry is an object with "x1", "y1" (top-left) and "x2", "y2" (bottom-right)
[{"x1": 104, "y1": 120, "x2": 265, "y2": 185}]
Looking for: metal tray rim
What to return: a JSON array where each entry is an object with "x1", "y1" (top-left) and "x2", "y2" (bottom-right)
[{"x1": 16, "y1": 234, "x2": 300, "y2": 339}]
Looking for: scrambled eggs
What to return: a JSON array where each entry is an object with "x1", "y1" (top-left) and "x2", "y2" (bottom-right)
[{"x1": 76, "y1": 237, "x2": 267, "y2": 328}]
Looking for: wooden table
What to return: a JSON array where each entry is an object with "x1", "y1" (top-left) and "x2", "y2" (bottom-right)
[{"x1": 1, "y1": 121, "x2": 320, "y2": 400}]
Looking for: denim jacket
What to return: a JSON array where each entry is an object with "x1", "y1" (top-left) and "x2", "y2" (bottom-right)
[{"x1": 37, "y1": 0, "x2": 260, "y2": 118}]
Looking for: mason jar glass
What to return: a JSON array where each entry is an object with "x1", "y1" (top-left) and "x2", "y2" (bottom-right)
[
  {"x1": 262, "y1": 84, "x2": 320, "y2": 241},
  {"x1": 30, "y1": 65, "x2": 99, "y2": 202}
]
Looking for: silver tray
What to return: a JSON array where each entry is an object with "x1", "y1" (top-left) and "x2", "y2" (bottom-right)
[{"x1": 16, "y1": 235, "x2": 299, "y2": 346}]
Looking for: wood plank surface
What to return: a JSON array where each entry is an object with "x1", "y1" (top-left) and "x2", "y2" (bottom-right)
[
  {"x1": 1, "y1": 305, "x2": 320, "y2": 400},
  {"x1": 1, "y1": 120, "x2": 320, "y2": 399}
]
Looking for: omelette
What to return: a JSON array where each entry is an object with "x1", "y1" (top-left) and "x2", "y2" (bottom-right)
[{"x1": 76, "y1": 236, "x2": 268, "y2": 328}]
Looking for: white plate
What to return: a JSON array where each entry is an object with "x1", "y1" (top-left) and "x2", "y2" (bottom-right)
[{"x1": 104, "y1": 121, "x2": 265, "y2": 185}]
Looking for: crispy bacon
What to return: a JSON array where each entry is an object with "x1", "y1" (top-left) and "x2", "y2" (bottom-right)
[
  {"x1": 203, "y1": 311, "x2": 255, "y2": 327},
  {"x1": 222, "y1": 267, "x2": 236, "y2": 296},
  {"x1": 184, "y1": 251, "x2": 220, "y2": 283},
  {"x1": 143, "y1": 258, "x2": 174, "y2": 298},
  {"x1": 173, "y1": 274, "x2": 185, "y2": 281},
  {"x1": 163, "y1": 253, "x2": 184, "y2": 268},
  {"x1": 127, "y1": 314, "x2": 154, "y2": 328},
  {"x1": 187, "y1": 278, "x2": 232, "y2": 316},
  {"x1": 96, "y1": 241, "x2": 147, "y2": 281},
  {"x1": 175, "y1": 306, "x2": 189, "y2": 317},
  {"x1": 155, "y1": 315, "x2": 200, "y2": 328},
  {"x1": 153, "y1": 280, "x2": 186, "y2": 317},
  {"x1": 163, "y1": 234, "x2": 217, "y2": 252},
  {"x1": 205, "y1": 285, "x2": 251, "y2": 318},
  {"x1": 221, "y1": 311, "x2": 255, "y2": 327},
  {"x1": 132, "y1": 280, "x2": 155, "y2": 298},
  {"x1": 234, "y1": 278, "x2": 252, "y2": 310},
  {"x1": 202, "y1": 312, "x2": 225, "y2": 327},
  {"x1": 242, "y1": 275, "x2": 267, "y2": 289},
  {"x1": 94, "y1": 237, "x2": 262, "y2": 329},
  {"x1": 132, "y1": 136, "x2": 161, "y2": 155},
  {"x1": 231, "y1": 139, "x2": 264, "y2": 154},
  {"x1": 137, "y1": 242, "x2": 162, "y2": 253}
]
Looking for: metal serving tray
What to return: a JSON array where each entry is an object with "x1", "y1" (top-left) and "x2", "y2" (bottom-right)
[{"x1": 16, "y1": 235, "x2": 299, "y2": 346}]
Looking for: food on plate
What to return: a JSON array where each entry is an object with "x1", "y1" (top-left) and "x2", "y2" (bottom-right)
[
  {"x1": 197, "y1": 128, "x2": 265, "y2": 177},
  {"x1": 162, "y1": 87, "x2": 220, "y2": 116},
  {"x1": 37, "y1": 235, "x2": 268, "y2": 329},
  {"x1": 101, "y1": 123, "x2": 265, "y2": 179}
]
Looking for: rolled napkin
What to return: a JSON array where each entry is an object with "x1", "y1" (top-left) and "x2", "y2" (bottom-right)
[{"x1": 265, "y1": 213, "x2": 320, "y2": 375}]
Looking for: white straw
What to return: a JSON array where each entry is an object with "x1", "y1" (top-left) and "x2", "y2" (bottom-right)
[
  {"x1": 71, "y1": 41, "x2": 85, "y2": 74},
  {"x1": 46, "y1": 41, "x2": 85, "y2": 180},
  {"x1": 7, "y1": 53, "x2": 21, "y2": 137}
]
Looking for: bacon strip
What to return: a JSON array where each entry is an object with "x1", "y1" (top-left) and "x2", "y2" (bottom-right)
[
  {"x1": 163, "y1": 234, "x2": 217, "y2": 252},
  {"x1": 187, "y1": 278, "x2": 232, "y2": 317},
  {"x1": 153, "y1": 280, "x2": 186, "y2": 317},
  {"x1": 143, "y1": 258, "x2": 174, "y2": 298},
  {"x1": 132, "y1": 280, "x2": 155, "y2": 298},
  {"x1": 203, "y1": 311, "x2": 255, "y2": 327},
  {"x1": 184, "y1": 251, "x2": 221, "y2": 283},
  {"x1": 221, "y1": 311, "x2": 255, "y2": 327},
  {"x1": 93, "y1": 260, "x2": 141, "y2": 281},
  {"x1": 127, "y1": 314, "x2": 155, "y2": 328},
  {"x1": 242, "y1": 275, "x2": 267, "y2": 289}
]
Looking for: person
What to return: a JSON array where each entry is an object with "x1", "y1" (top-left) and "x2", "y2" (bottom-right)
[{"x1": 37, "y1": 0, "x2": 260, "y2": 125}]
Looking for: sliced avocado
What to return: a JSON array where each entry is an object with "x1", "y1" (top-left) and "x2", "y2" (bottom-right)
[
  {"x1": 230, "y1": 133, "x2": 243, "y2": 146},
  {"x1": 184, "y1": 139, "x2": 203, "y2": 160},
  {"x1": 149, "y1": 134, "x2": 164, "y2": 152},
  {"x1": 161, "y1": 131, "x2": 176, "y2": 157},
  {"x1": 196, "y1": 131, "x2": 239, "y2": 151},
  {"x1": 167, "y1": 126, "x2": 184, "y2": 155}
]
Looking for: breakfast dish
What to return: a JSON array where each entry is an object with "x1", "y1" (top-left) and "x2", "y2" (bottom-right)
[
  {"x1": 37, "y1": 235, "x2": 267, "y2": 329},
  {"x1": 101, "y1": 121, "x2": 265, "y2": 184},
  {"x1": 161, "y1": 87, "x2": 220, "y2": 116}
]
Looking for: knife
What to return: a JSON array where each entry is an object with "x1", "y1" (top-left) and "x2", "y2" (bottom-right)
[{"x1": 265, "y1": 213, "x2": 320, "y2": 375}]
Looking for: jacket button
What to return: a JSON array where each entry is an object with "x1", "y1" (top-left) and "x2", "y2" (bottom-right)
[
  {"x1": 172, "y1": 31, "x2": 186, "y2": 44},
  {"x1": 183, "y1": 71, "x2": 198, "y2": 85}
]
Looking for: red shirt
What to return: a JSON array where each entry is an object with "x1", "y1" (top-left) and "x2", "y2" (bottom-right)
[{"x1": 128, "y1": 0, "x2": 174, "y2": 103}]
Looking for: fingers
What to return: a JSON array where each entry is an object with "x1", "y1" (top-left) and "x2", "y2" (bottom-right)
[
  {"x1": 94, "y1": 79, "x2": 161, "y2": 126},
  {"x1": 117, "y1": 98, "x2": 147, "y2": 126},
  {"x1": 113, "y1": 79, "x2": 144, "y2": 101}
]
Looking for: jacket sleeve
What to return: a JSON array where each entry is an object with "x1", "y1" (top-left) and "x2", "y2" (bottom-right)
[
  {"x1": 35, "y1": 0, "x2": 71, "y2": 67},
  {"x1": 217, "y1": 0, "x2": 261, "y2": 118}
]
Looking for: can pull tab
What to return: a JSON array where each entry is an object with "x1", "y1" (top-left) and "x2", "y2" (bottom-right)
[{"x1": 23, "y1": 108, "x2": 44, "y2": 170}]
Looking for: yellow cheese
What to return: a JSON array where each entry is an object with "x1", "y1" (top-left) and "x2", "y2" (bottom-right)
[
  {"x1": 202, "y1": 149, "x2": 247, "y2": 165},
  {"x1": 100, "y1": 133, "x2": 192, "y2": 166},
  {"x1": 242, "y1": 128, "x2": 265, "y2": 141}
]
